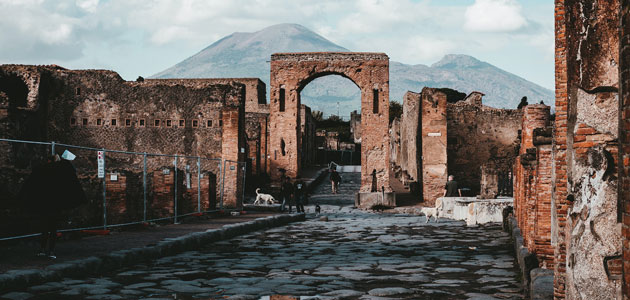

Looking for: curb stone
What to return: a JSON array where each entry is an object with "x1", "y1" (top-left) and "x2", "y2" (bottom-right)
[
  {"x1": 0, "y1": 213, "x2": 305, "y2": 294},
  {"x1": 504, "y1": 214, "x2": 553, "y2": 300}
]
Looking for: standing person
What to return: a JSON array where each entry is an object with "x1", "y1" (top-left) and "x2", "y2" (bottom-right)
[
  {"x1": 329, "y1": 168, "x2": 341, "y2": 194},
  {"x1": 293, "y1": 178, "x2": 306, "y2": 213},
  {"x1": 280, "y1": 177, "x2": 294, "y2": 212},
  {"x1": 443, "y1": 175, "x2": 462, "y2": 197}
]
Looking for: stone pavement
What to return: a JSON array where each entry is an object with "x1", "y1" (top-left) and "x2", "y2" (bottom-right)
[{"x1": 6, "y1": 171, "x2": 524, "y2": 300}]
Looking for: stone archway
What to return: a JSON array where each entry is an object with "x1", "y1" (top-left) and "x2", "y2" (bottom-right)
[{"x1": 268, "y1": 52, "x2": 393, "y2": 205}]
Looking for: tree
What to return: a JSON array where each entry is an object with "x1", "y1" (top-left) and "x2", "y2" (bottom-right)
[
  {"x1": 312, "y1": 110, "x2": 323, "y2": 122},
  {"x1": 389, "y1": 100, "x2": 402, "y2": 123}
]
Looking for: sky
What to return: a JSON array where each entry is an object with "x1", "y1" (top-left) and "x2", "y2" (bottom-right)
[{"x1": 0, "y1": 0, "x2": 554, "y2": 90}]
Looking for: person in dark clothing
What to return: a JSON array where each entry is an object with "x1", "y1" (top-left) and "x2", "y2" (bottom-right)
[
  {"x1": 19, "y1": 151, "x2": 87, "y2": 259},
  {"x1": 293, "y1": 179, "x2": 306, "y2": 213},
  {"x1": 329, "y1": 169, "x2": 341, "y2": 194},
  {"x1": 443, "y1": 175, "x2": 462, "y2": 197},
  {"x1": 280, "y1": 177, "x2": 294, "y2": 212}
]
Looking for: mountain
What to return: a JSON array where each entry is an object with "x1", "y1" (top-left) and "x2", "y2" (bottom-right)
[{"x1": 152, "y1": 23, "x2": 554, "y2": 116}]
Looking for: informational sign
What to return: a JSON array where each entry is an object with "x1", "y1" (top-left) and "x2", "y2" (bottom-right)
[
  {"x1": 428, "y1": 132, "x2": 442, "y2": 137},
  {"x1": 230, "y1": 165, "x2": 235, "y2": 170},
  {"x1": 186, "y1": 172, "x2": 191, "y2": 189},
  {"x1": 240, "y1": 147, "x2": 245, "y2": 153},
  {"x1": 97, "y1": 151, "x2": 105, "y2": 178},
  {"x1": 110, "y1": 173, "x2": 118, "y2": 181}
]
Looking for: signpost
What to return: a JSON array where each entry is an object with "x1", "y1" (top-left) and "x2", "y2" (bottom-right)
[{"x1": 97, "y1": 151, "x2": 105, "y2": 178}]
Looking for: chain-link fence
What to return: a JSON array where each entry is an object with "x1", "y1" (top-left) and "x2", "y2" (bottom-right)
[{"x1": 0, "y1": 138, "x2": 245, "y2": 241}]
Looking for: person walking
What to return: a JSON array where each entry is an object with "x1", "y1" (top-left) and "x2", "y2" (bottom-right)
[
  {"x1": 280, "y1": 177, "x2": 294, "y2": 212},
  {"x1": 293, "y1": 178, "x2": 306, "y2": 213},
  {"x1": 443, "y1": 175, "x2": 462, "y2": 197},
  {"x1": 329, "y1": 168, "x2": 341, "y2": 194}
]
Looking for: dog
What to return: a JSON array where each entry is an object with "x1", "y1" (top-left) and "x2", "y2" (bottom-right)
[
  {"x1": 420, "y1": 199, "x2": 443, "y2": 223},
  {"x1": 254, "y1": 188, "x2": 276, "y2": 205}
]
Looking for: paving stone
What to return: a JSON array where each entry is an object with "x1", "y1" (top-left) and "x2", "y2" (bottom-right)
[
  {"x1": 367, "y1": 287, "x2": 413, "y2": 296},
  {"x1": 0, "y1": 292, "x2": 33, "y2": 300}
]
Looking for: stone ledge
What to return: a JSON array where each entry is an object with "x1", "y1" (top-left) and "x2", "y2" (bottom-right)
[
  {"x1": 505, "y1": 215, "x2": 553, "y2": 300},
  {"x1": 0, "y1": 214, "x2": 305, "y2": 294},
  {"x1": 439, "y1": 197, "x2": 513, "y2": 225}
]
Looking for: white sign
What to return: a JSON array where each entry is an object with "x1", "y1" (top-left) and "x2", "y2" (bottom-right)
[
  {"x1": 428, "y1": 132, "x2": 442, "y2": 137},
  {"x1": 110, "y1": 173, "x2": 118, "y2": 181},
  {"x1": 97, "y1": 151, "x2": 105, "y2": 178},
  {"x1": 240, "y1": 147, "x2": 245, "y2": 153}
]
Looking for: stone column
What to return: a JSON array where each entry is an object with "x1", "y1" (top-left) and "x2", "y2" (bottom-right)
[{"x1": 221, "y1": 107, "x2": 245, "y2": 208}]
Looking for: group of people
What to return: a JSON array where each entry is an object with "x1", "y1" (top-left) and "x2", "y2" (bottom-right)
[{"x1": 279, "y1": 177, "x2": 307, "y2": 213}]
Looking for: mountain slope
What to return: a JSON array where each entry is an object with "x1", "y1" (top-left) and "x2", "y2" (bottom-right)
[{"x1": 152, "y1": 24, "x2": 554, "y2": 115}]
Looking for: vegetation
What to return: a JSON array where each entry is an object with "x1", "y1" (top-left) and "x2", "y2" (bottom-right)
[{"x1": 389, "y1": 100, "x2": 402, "y2": 123}]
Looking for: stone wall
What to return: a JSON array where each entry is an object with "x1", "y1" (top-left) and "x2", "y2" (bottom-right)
[
  {"x1": 400, "y1": 91, "x2": 421, "y2": 183},
  {"x1": 0, "y1": 65, "x2": 247, "y2": 236},
  {"x1": 620, "y1": 1, "x2": 630, "y2": 298},
  {"x1": 421, "y1": 87, "x2": 448, "y2": 206},
  {"x1": 446, "y1": 95, "x2": 522, "y2": 195},
  {"x1": 554, "y1": 1, "x2": 623, "y2": 298},
  {"x1": 300, "y1": 104, "x2": 316, "y2": 168},
  {"x1": 512, "y1": 104, "x2": 554, "y2": 270}
]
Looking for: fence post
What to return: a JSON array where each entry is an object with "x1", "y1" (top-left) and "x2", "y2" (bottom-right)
[
  {"x1": 219, "y1": 160, "x2": 226, "y2": 210},
  {"x1": 174, "y1": 155, "x2": 178, "y2": 224},
  {"x1": 102, "y1": 149, "x2": 107, "y2": 229},
  {"x1": 143, "y1": 152, "x2": 147, "y2": 222},
  {"x1": 51, "y1": 141, "x2": 56, "y2": 156},
  {"x1": 197, "y1": 157, "x2": 201, "y2": 213}
]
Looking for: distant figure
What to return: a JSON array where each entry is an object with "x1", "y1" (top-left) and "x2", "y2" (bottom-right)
[
  {"x1": 517, "y1": 96, "x2": 528, "y2": 109},
  {"x1": 315, "y1": 202, "x2": 321, "y2": 215},
  {"x1": 293, "y1": 178, "x2": 306, "y2": 213},
  {"x1": 280, "y1": 177, "x2": 294, "y2": 213},
  {"x1": 136, "y1": 76, "x2": 144, "y2": 82},
  {"x1": 329, "y1": 168, "x2": 341, "y2": 194},
  {"x1": 443, "y1": 175, "x2": 462, "y2": 197},
  {"x1": 370, "y1": 169, "x2": 378, "y2": 192}
]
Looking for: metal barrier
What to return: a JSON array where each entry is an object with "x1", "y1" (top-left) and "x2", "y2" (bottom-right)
[{"x1": 0, "y1": 138, "x2": 246, "y2": 241}]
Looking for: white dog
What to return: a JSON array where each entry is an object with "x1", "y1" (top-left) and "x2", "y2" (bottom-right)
[
  {"x1": 421, "y1": 199, "x2": 443, "y2": 223},
  {"x1": 254, "y1": 188, "x2": 276, "y2": 205}
]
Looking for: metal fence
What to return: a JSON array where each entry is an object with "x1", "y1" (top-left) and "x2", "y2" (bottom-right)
[{"x1": 0, "y1": 138, "x2": 246, "y2": 241}]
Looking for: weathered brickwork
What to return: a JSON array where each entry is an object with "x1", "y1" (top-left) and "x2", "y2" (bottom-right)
[
  {"x1": 512, "y1": 105, "x2": 554, "y2": 269},
  {"x1": 420, "y1": 88, "x2": 447, "y2": 206},
  {"x1": 0, "y1": 65, "x2": 247, "y2": 235},
  {"x1": 621, "y1": 1, "x2": 630, "y2": 298},
  {"x1": 447, "y1": 95, "x2": 522, "y2": 195},
  {"x1": 553, "y1": 1, "x2": 569, "y2": 297},
  {"x1": 400, "y1": 91, "x2": 421, "y2": 184},
  {"x1": 269, "y1": 52, "x2": 391, "y2": 194},
  {"x1": 554, "y1": 1, "x2": 622, "y2": 298},
  {"x1": 300, "y1": 105, "x2": 316, "y2": 168}
]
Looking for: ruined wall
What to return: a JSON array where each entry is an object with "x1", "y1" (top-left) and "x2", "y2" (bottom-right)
[
  {"x1": 0, "y1": 65, "x2": 247, "y2": 236},
  {"x1": 446, "y1": 96, "x2": 522, "y2": 195},
  {"x1": 421, "y1": 87, "x2": 447, "y2": 206},
  {"x1": 620, "y1": 2, "x2": 630, "y2": 298},
  {"x1": 300, "y1": 104, "x2": 316, "y2": 168},
  {"x1": 512, "y1": 105, "x2": 554, "y2": 269},
  {"x1": 401, "y1": 91, "x2": 421, "y2": 182},
  {"x1": 554, "y1": 1, "x2": 622, "y2": 298}
]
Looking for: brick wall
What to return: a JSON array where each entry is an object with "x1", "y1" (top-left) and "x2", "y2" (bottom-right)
[
  {"x1": 446, "y1": 96, "x2": 522, "y2": 195},
  {"x1": 0, "y1": 65, "x2": 246, "y2": 233},
  {"x1": 421, "y1": 87, "x2": 447, "y2": 205},
  {"x1": 556, "y1": 1, "x2": 622, "y2": 299},
  {"x1": 621, "y1": 1, "x2": 630, "y2": 298}
]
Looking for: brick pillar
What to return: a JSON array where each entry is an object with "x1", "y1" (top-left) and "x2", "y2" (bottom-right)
[
  {"x1": 620, "y1": 1, "x2": 630, "y2": 298},
  {"x1": 521, "y1": 105, "x2": 550, "y2": 155},
  {"x1": 221, "y1": 107, "x2": 245, "y2": 208},
  {"x1": 535, "y1": 143, "x2": 554, "y2": 268},
  {"x1": 421, "y1": 87, "x2": 447, "y2": 206},
  {"x1": 553, "y1": 1, "x2": 569, "y2": 298}
]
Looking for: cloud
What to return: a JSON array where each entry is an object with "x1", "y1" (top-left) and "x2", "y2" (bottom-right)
[{"x1": 463, "y1": 0, "x2": 527, "y2": 32}]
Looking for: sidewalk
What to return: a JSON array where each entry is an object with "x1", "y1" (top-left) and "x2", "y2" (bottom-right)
[{"x1": 0, "y1": 211, "x2": 306, "y2": 293}]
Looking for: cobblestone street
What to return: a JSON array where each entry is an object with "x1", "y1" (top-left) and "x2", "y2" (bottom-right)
[{"x1": 7, "y1": 173, "x2": 522, "y2": 300}]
